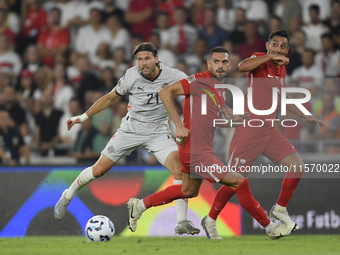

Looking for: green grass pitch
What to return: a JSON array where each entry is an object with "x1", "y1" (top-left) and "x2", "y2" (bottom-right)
[{"x1": 1, "y1": 235, "x2": 340, "y2": 255}]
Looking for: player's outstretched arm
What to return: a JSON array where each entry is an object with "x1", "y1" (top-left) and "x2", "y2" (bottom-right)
[
  {"x1": 67, "y1": 88, "x2": 120, "y2": 131},
  {"x1": 238, "y1": 54, "x2": 289, "y2": 72},
  {"x1": 285, "y1": 103, "x2": 327, "y2": 128},
  {"x1": 159, "y1": 81, "x2": 188, "y2": 145}
]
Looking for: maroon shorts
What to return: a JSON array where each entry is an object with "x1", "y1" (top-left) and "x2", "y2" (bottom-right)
[
  {"x1": 179, "y1": 150, "x2": 229, "y2": 183},
  {"x1": 228, "y1": 128, "x2": 297, "y2": 173}
]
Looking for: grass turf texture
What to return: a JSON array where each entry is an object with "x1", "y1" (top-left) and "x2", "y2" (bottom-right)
[{"x1": 1, "y1": 235, "x2": 340, "y2": 255}]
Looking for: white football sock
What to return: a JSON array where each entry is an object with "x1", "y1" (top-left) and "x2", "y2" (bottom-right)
[
  {"x1": 174, "y1": 179, "x2": 187, "y2": 223},
  {"x1": 137, "y1": 199, "x2": 147, "y2": 213},
  {"x1": 275, "y1": 203, "x2": 287, "y2": 212},
  {"x1": 206, "y1": 215, "x2": 216, "y2": 224},
  {"x1": 265, "y1": 221, "x2": 275, "y2": 233},
  {"x1": 65, "y1": 166, "x2": 96, "y2": 200}
]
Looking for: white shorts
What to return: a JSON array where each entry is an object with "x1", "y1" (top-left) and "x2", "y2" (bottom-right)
[{"x1": 101, "y1": 129, "x2": 178, "y2": 165}]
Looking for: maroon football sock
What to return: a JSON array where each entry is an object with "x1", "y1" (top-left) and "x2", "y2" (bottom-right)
[
  {"x1": 208, "y1": 185, "x2": 235, "y2": 220},
  {"x1": 277, "y1": 171, "x2": 304, "y2": 207}
]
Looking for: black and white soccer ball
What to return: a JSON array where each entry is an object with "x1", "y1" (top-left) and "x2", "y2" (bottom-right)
[{"x1": 85, "y1": 215, "x2": 115, "y2": 242}]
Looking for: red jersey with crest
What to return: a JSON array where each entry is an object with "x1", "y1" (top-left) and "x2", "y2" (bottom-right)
[
  {"x1": 179, "y1": 70, "x2": 227, "y2": 157},
  {"x1": 237, "y1": 52, "x2": 287, "y2": 138}
]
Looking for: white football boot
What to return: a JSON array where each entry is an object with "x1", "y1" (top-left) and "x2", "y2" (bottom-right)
[
  {"x1": 54, "y1": 190, "x2": 71, "y2": 220},
  {"x1": 175, "y1": 220, "x2": 200, "y2": 235},
  {"x1": 201, "y1": 216, "x2": 222, "y2": 239},
  {"x1": 127, "y1": 198, "x2": 143, "y2": 232},
  {"x1": 269, "y1": 205, "x2": 300, "y2": 232},
  {"x1": 266, "y1": 222, "x2": 296, "y2": 240}
]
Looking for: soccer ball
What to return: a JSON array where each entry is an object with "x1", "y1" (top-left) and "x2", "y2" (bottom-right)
[{"x1": 85, "y1": 215, "x2": 115, "y2": 242}]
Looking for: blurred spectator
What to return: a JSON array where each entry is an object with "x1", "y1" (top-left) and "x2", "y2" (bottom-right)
[
  {"x1": 106, "y1": 15, "x2": 132, "y2": 61},
  {"x1": 153, "y1": 12, "x2": 171, "y2": 47},
  {"x1": 34, "y1": 89, "x2": 63, "y2": 156},
  {"x1": 59, "y1": 98, "x2": 82, "y2": 145},
  {"x1": 125, "y1": 0, "x2": 156, "y2": 41},
  {"x1": 273, "y1": 0, "x2": 301, "y2": 31},
  {"x1": 235, "y1": 0, "x2": 269, "y2": 22},
  {"x1": 286, "y1": 30, "x2": 305, "y2": 75},
  {"x1": 48, "y1": 63, "x2": 74, "y2": 114},
  {"x1": 23, "y1": 44, "x2": 43, "y2": 73},
  {"x1": 18, "y1": 0, "x2": 47, "y2": 56},
  {"x1": 199, "y1": 60, "x2": 208, "y2": 73},
  {"x1": 323, "y1": 0, "x2": 340, "y2": 49},
  {"x1": 75, "y1": 7, "x2": 111, "y2": 56},
  {"x1": 89, "y1": 42, "x2": 114, "y2": 73},
  {"x1": 0, "y1": 0, "x2": 20, "y2": 35},
  {"x1": 314, "y1": 78, "x2": 340, "y2": 115},
  {"x1": 100, "y1": 67, "x2": 117, "y2": 92},
  {"x1": 185, "y1": 37, "x2": 207, "y2": 74},
  {"x1": 315, "y1": 33, "x2": 340, "y2": 76},
  {"x1": 57, "y1": 0, "x2": 91, "y2": 28},
  {"x1": 176, "y1": 60, "x2": 188, "y2": 74},
  {"x1": 189, "y1": 0, "x2": 205, "y2": 28},
  {"x1": 291, "y1": 49, "x2": 324, "y2": 99},
  {"x1": 0, "y1": 9, "x2": 15, "y2": 44},
  {"x1": 16, "y1": 68, "x2": 37, "y2": 102},
  {"x1": 199, "y1": 7, "x2": 229, "y2": 50},
  {"x1": 310, "y1": 92, "x2": 340, "y2": 140},
  {"x1": 269, "y1": 15, "x2": 282, "y2": 32},
  {"x1": 66, "y1": 50, "x2": 82, "y2": 87},
  {"x1": 112, "y1": 47, "x2": 129, "y2": 80},
  {"x1": 115, "y1": 0, "x2": 132, "y2": 11},
  {"x1": 237, "y1": 21, "x2": 266, "y2": 59},
  {"x1": 0, "y1": 34, "x2": 22, "y2": 80},
  {"x1": 149, "y1": 32, "x2": 177, "y2": 68},
  {"x1": 216, "y1": 0, "x2": 235, "y2": 32},
  {"x1": 229, "y1": 8, "x2": 247, "y2": 48},
  {"x1": 102, "y1": 0, "x2": 126, "y2": 27},
  {"x1": 91, "y1": 91, "x2": 114, "y2": 137},
  {"x1": 37, "y1": 7, "x2": 70, "y2": 68},
  {"x1": 288, "y1": 17, "x2": 302, "y2": 36},
  {"x1": 70, "y1": 117, "x2": 108, "y2": 163},
  {"x1": 8, "y1": 0, "x2": 21, "y2": 15},
  {"x1": 301, "y1": 0, "x2": 331, "y2": 24},
  {"x1": 302, "y1": 4, "x2": 329, "y2": 52},
  {"x1": 75, "y1": 56, "x2": 104, "y2": 110},
  {"x1": 159, "y1": 0, "x2": 185, "y2": 27},
  {"x1": 33, "y1": 66, "x2": 52, "y2": 97},
  {"x1": 0, "y1": 109, "x2": 30, "y2": 165},
  {"x1": 165, "y1": 7, "x2": 198, "y2": 55},
  {"x1": 1, "y1": 85, "x2": 29, "y2": 139}
]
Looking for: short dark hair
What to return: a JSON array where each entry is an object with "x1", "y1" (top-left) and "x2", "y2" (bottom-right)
[
  {"x1": 209, "y1": 46, "x2": 230, "y2": 59},
  {"x1": 133, "y1": 42, "x2": 158, "y2": 58},
  {"x1": 332, "y1": 0, "x2": 340, "y2": 7},
  {"x1": 304, "y1": 48, "x2": 315, "y2": 56},
  {"x1": 309, "y1": 4, "x2": 320, "y2": 14},
  {"x1": 321, "y1": 32, "x2": 333, "y2": 40},
  {"x1": 268, "y1": 30, "x2": 289, "y2": 43},
  {"x1": 271, "y1": 14, "x2": 282, "y2": 24},
  {"x1": 50, "y1": 7, "x2": 61, "y2": 16}
]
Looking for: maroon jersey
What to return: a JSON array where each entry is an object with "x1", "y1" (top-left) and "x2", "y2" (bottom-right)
[
  {"x1": 179, "y1": 70, "x2": 227, "y2": 156},
  {"x1": 237, "y1": 52, "x2": 287, "y2": 138}
]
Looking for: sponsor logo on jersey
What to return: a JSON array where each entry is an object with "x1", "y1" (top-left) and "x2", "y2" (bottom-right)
[
  {"x1": 162, "y1": 83, "x2": 169, "y2": 88},
  {"x1": 186, "y1": 75, "x2": 196, "y2": 83}
]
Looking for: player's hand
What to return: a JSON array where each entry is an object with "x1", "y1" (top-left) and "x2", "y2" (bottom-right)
[
  {"x1": 305, "y1": 116, "x2": 327, "y2": 128},
  {"x1": 67, "y1": 118, "x2": 81, "y2": 131},
  {"x1": 271, "y1": 54, "x2": 289, "y2": 66},
  {"x1": 175, "y1": 125, "x2": 190, "y2": 146},
  {"x1": 232, "y1": 112, "x2": 250, "y2": 122},
  {"x1": 224, "y1": 108, "x2": 233, "y2": 119}
]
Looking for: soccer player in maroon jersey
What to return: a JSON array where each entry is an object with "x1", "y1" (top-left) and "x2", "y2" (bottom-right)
[
  {"x1": 127, "y1": 46, "x2": 296, "y2": 240},
  {"x1": 206, "y1": 30, "x2": 326, "y2": 237}
]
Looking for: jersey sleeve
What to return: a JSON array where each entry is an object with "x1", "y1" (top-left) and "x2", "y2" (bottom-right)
[
  {"x1": 180, "y1": 74, "x2": 196, "y2": 96},
  {"x1": 114, "y1": 71, "x2": 131, "y2": 96},
  {"x1": 249, "y1": 52, "x2": 267, "y2": 74}
]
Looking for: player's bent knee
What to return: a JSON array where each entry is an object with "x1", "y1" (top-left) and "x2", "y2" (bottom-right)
[
  {"x1": 181, "y1": 187, "x2": 199, "y2": 198},
  {"x1": 92, "y1": 165, "x2": 110, "y2": 178}
]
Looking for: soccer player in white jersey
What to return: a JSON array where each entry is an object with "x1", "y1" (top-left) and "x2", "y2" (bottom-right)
[{"x1": 54, "y1": 42, "x2": 200, "y2": 235}]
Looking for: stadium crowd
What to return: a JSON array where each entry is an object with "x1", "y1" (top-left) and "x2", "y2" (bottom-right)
[{"x1": 0, "y1": 0, "x2": 339, "y2": 166}]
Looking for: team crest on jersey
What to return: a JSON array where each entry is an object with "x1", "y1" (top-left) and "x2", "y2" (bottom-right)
[
  {"x1": 117, "y1": 79, "x2": 122, "y2": 88},
  {"x1": 186, "y1": 75, "x2": 196, "y2": 84},
  {"x1": 162, "y1": 83, "x2": 169, "y2": 88}
]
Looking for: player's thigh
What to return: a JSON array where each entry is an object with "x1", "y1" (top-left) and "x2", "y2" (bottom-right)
[
  {"x1": 92, "y1": 154, "x2": 116, "y2": 177},
  {"x1": 181, "y1": 172, "x2": 204, "y2": 198},
  {"x1": 219, "y1": 171, "x2": 245, "y2": 190},
  {"x1": 263, "y1": 129, "x2": 299, "y2": 167},
  {"x1": 278, "y1": 153, "x2": 305, "y2": 173},
  {"x1": 101, "y1": 129, "x2": 144, "y2": 164},
  {"x1": 164, "y1": 150, "x2": 182, "y2": 180},
  {"x1": 144, "y1": 132, "x2": 178, "y2": 166}
]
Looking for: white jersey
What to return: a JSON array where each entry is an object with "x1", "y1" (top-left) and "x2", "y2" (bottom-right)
[{"x1": 115, "y1": 64, "x2": 187, "y2": 135}]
